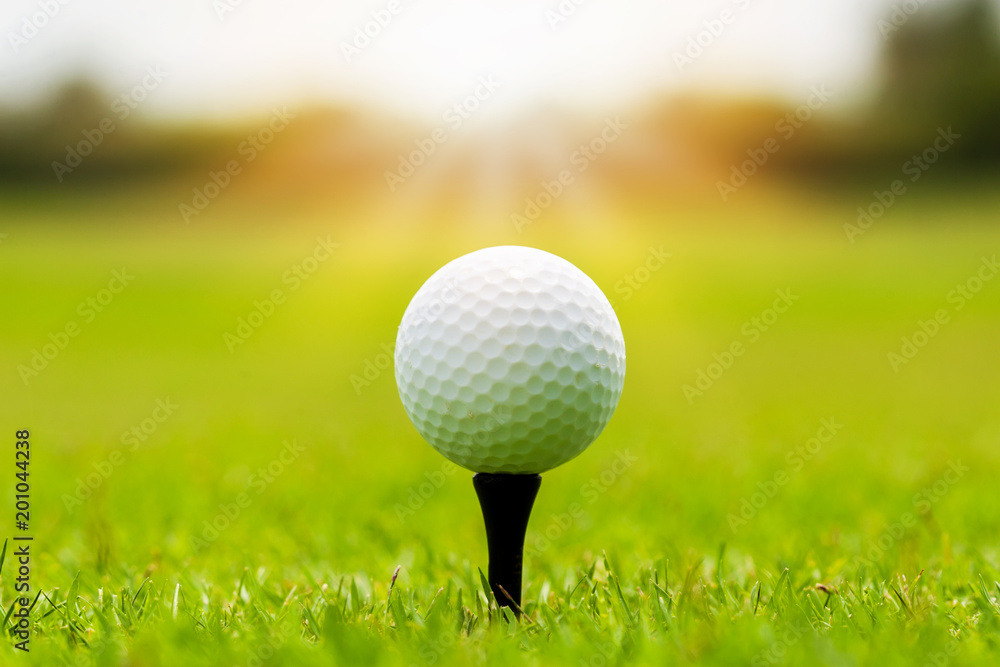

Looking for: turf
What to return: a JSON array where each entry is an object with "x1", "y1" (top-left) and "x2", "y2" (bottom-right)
[{"x1": 1, "y1": 185, "x2": 1000, "y2": 665}]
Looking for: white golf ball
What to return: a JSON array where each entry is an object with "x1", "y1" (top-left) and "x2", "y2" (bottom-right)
[{"x1": 394, "y1": 246, "x2": 626, "y2": 474}]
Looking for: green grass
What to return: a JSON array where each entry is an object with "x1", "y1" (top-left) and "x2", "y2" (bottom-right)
[{"x1": 1, "y1": 186, "x2": 1000, "y2": 665}]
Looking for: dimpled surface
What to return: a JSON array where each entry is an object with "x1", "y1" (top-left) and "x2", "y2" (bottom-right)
[{"x1": 394, "y1": 246, "x2": 625, "y2": 473}]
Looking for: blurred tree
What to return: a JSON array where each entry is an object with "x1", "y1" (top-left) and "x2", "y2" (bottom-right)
[
  {"x1": 772, "y1": 0, "x2": 1000, "y2": 180},
  {"x1": 40, "y1": 79, "x2": 110, "y2": 138},
  {"x1": 877, "y1": 0, "x2": 1000, "y2": 163},
  {"x1": 0, "y1": 78, "x2": 107, "y2": 180},
  {"x1": 0, "y1": 78, "x2": 246, "y2": 184}
]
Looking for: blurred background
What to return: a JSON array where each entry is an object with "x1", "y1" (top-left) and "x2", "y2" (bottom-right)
[
  {"x1": 2, "y1": 2, "x2": 1000, "y2": 662},
  {"x1": 2, "y1": 0, "x2": 999, "y2": 214}
]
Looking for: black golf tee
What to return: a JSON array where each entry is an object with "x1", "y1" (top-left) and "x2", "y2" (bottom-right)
[{"x1": 472, "y1": 472, "x2": 541, "y2": 615}]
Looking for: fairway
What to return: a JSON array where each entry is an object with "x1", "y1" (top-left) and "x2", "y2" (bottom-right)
[{"x1": 2, "y1": 186, "x2": 999, "y2": 665}]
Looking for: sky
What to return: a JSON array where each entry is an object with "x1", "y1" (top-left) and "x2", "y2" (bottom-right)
[{"x1": 0, "y1": 0, "x2": 978, "y2": 121}]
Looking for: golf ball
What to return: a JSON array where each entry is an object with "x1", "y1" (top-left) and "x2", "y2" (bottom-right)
[{"x1": 394, "y1": 246, "x2": 625, "y2": 473}]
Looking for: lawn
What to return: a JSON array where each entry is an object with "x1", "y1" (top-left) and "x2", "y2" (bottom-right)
[{"x1": 1, "y1": 184, "x2": 999, "y2": 665}]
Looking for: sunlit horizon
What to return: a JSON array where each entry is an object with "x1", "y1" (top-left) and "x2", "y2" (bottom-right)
[{"x1": 0, "y1": 0, "x2": 958, "y2": 121}]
